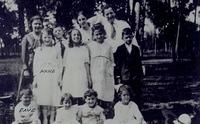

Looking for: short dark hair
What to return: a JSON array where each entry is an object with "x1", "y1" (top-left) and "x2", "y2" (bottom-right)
[
  {"x1": 84, "y1": 89, "x2": 98, "y2": 99},
  {"x1": 20, "y1": 88, "x2": 33, "y2": 98},
  {"x1": 54, "y1": 24, "x2": 62, "y2": 29},
  {"x1": 101, "y1": 4, "x2": 114, "y2": 16},
  {"x1": 60, "y1": 93, "x2": 73, "y2": 105},
  {"x1": 54, "y1": 23, "x2": 65, "y2": 29},
  {"x1": 53, "y1": 25, "x2": 64, "y2": 35},
  {"x1": 122, "y1": 28, "x2": 134, "y2": 36}
]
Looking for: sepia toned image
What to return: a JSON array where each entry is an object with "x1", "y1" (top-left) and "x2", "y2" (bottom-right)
[{"x1": 0, "y1": 0, "x2": 200, "y2": 124}]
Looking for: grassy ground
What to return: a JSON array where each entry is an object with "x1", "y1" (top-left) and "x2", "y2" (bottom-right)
[
  {"x1": 0, "y1": 57, "x2": 21, "y2": 95},
  {"x1": 0, "y1": 57, "x2": 200, "y2": 123},
  {"x1": 0, "y1": 57, "x2": 21, "y2": 75}
]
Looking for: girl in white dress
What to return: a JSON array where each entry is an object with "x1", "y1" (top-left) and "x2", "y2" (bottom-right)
[
  {"x1": 62, "y1": 29, "x2": 92, "y2": 105},
  {"x1": 87, "y1": 23, "x2": 115, "y2": 116},
  {"x1": 105, "y1": 85, "x2": 146, "y2": 124},
  {"x1": 54, "y1": 93, "x2": 79, "y2": 124},
  {"x1": 33, "y1": 28, "x2": 62, "y2": 124}
]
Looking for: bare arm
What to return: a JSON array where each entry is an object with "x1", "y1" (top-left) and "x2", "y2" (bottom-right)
[
  {"x1": 85, "y1": 62, "x2": 92, "y2": 89},
  {"x1": 84, "y1": 46, "x2": 92, "y2": 89},
  {"x1": 56, "y1": 49, "x2": 64, "y2": 87}
]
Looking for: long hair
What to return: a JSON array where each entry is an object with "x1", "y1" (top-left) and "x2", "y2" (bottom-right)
[{"x1": 68, "y1": 29, "x2": 83, "y2": 48}]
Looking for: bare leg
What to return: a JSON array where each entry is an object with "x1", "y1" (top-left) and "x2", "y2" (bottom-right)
[
  {"x1": 42, "y1": 106, "x2": 49, "y2": 124},
  {"x1": 50, "y1": 106, "x2": 56, "y2": 124}
]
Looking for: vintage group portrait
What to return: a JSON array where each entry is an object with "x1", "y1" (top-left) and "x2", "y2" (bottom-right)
[{"x1": 0, "y1": 0, "x2": 200, "y2": 124}]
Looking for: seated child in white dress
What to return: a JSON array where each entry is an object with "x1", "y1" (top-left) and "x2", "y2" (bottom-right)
[
  {"x1": 106, "y1": 85, "x2": 146, "y2": 124},
  {"x1": 12, "y1": 89, "x2": 40, "y2": 124},
  {"x1": 54, "y1": 93, "x2": 79, "y2": 124},
  {"x1": 76, "y1": 89, "x2": 106, "y2": 124}
]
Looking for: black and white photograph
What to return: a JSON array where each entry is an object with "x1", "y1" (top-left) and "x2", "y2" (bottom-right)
[{"x1": 0, "y1": 0, "x2": 200, "y2": 124}]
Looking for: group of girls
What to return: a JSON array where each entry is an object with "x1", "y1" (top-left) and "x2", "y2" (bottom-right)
[
  {"x1": 18, "y1": 8, "x2": 145, "y2": 123},
  {"x1": 31, "y1": 22, "x2": 116, "y2": 124}
]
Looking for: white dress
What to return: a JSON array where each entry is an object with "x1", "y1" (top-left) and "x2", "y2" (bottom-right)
[
  {"x1": 79, "y1": 28, "x2": 92, "y2": 44},
  {"x1": 62, "y1": 46, "x2": 89, "y2": 97},
  {"x1": 88, "y1": 15, "x2": 139, "y2": 52},
  {"x1": 87, "y1": 41, "x2": 115, "y2": 102},
  {"x1": 54, "y1": 105, "x2": 79, "y2": 124},
  {"x1": 105, "y1": 101, "x2": 144, "y2": 124},
  {"x1": 33, "y1": 46, "x2": 62, "y2": 106}
]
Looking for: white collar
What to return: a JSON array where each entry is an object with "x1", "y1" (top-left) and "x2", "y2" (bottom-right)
[{"x1": 125, "y1": 43, "x2": 132, "y2": 54}]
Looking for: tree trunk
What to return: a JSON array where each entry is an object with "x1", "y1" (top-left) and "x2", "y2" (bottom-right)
[{"x1": 175, "y1": 16, "x2": 181, "y2": 61}]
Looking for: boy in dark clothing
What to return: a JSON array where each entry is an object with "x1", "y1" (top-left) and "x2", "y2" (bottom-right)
[{"x1": 114, "y1": 28, "x2": 143, "y2": 105}]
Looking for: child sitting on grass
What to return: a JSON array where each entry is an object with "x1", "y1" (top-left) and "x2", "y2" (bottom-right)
[
  {"x1": 76, "y1": 89, "x2": 105, "y2": 124},
  {"x1": 12, "y1": 89, "x2": 40, "y2": 124},
  {"x1": 106, "y1": 85, "x2": 146, "y2": 124},
  {"x1": 54, "y1": 93, "x2": 79, "y2": 124}
]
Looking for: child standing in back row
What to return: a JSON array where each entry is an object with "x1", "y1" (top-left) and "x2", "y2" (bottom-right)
[
  {"x1": 87, "y1": 23, "x2": 115, "y2": 117},
  {"x1": 53, "y1": 25, "x2": 68, "y2": 58},
  {"x1": 62, "y1": 29, "x2": 92, "y2": 105},
  {"x1": 33, "y1": 28, "x2": 62, "y2": 124}
]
